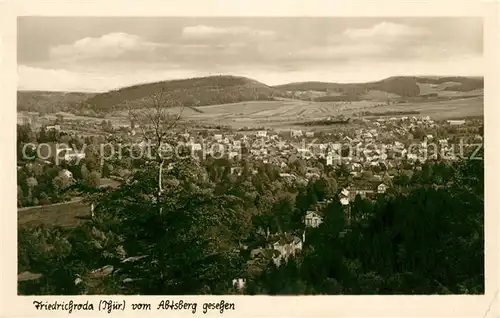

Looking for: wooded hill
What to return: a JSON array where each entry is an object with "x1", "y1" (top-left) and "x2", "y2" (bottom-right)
[
  {"x1": 17, "y1": 91, "x2": 95, "y2": 113},
  {"x1": 274, "y1": 76, "x2": 484, "y2": 101},
  {"x1": 17, "y1": 75, "x2": 484, "y2": 114},
  {"x1": 82, "y1": 75, "x2": 289, "y2": 111}
]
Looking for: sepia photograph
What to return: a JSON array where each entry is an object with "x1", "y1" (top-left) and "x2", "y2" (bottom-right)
[
  {"x1": 2, "y1": 0, "x2": 499, "y2": 315},
  {"x1": 14, "y1": 15, "x2": 488, "y2": 297}
]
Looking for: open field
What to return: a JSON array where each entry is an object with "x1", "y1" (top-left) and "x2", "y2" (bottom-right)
[
  {"x1": 396, "y1": 97, "x2": 483, "y2": 119},
  {"x1": 18, "y1": 178, "x2": 120, "y2": 229},
  {"x1": 18, "y1": 200, "x2": 91, "y2": 229},
  {"x1": 416, "y1": 82, "x2": 484, "y2": 98},
  {"x1": 18, "y1": 96, "x2": 483, "y2": 131},
  {"x1": 166, "y1": 96, "x2": 484, "y2": 128}
]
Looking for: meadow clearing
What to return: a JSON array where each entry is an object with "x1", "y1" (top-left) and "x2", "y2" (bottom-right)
[
  {"x1": 161, "y1": 96, "x2": 484, "y2": 129},
  {"x1": 18, "y1": 95, "x2": 483, "y2": 131},
  {"x1": 18, "y1": 200, "x2": 90, "y2": 229}
]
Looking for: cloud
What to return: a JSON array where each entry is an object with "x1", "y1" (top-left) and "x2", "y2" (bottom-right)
[
  {"x1": 18, "y1": 19, "x2": 482, "y2": 92},
  {"x1": 297, "y1": 22, "x2": 439, "y2": 63},
  {"x1": 343, "y1": 22, "x2": 428, "y2": 40},
  {"x1": 181, "y1": 25, "x2": 276, "y2": 40},
  {"x1": 46, "y1": 31, "x2": 254, "y2": 69},
  {"x1": 50, "y1": 32, "x2": 163, "y2": 61},
  {"x1": 262, "y1": 22, "x2": 433, "y2": 64},
  {"x1": 39, "y1": 23, "x2": 449, "y2": 77},
  {"x1": 292, "y1": 43, "x2": 391, "y2": 61},
  {"x1": 18, "y1": 65, "x2": 204, "y2": 92}
]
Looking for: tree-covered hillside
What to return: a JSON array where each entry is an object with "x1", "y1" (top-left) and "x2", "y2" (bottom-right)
[
  {"x1": 83, "y1": 75, "x2": 290, "y2": 111},
  {"x1": 18, "y1": 156, "x2": 483, "y2": 295},
  {"x1": 17, "y1": 91, "x2": 95, "y2": 113}
]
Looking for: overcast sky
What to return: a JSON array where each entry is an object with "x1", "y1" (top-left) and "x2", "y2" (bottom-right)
[{"x1": 18, "y1": 17, "x2": 483, "y2": 92}]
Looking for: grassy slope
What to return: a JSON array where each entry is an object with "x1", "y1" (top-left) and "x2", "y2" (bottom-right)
[
  {"x1": 18, "y1": 200, "x2": 90, "y2": 229},
  {"x1": 18, "y1": 177, "x2": 121, "y2": 229}
]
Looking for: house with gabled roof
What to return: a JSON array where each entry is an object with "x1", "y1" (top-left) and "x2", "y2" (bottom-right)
[
  {"x1": 257, "y1": 130, "x2": 267, "y2": 137},
  {"x1": 269, "y1": 233, "x2": 303, "y2": 267},
  {"x1": 305, "y1": 210, "x2": 323, "y2": 228},
  {"x1": 377, "y1": 183, "x2": 388, "y2": 194}
]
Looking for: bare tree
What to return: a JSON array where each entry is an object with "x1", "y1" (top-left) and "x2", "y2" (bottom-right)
[{"x1": 127, "y1": 89, "x2": 185, "y2": 214}]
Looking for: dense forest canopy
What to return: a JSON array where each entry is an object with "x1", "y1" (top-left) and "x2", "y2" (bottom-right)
[{"x1": 18, "y1": 154, "x2": 484, "y2": 295}]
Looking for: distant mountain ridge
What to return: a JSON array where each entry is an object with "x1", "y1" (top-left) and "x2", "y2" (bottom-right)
[
  {"x1": 273, "y1": 76, "x2": 484, "y2": 101},
  {"x1": 17, "y1": 75, "x2": 483, "y2": 114}
]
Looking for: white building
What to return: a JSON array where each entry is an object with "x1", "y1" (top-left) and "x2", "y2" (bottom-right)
[
  {"x1": 340, "y1": 188, "x2": 350, "y2": 206},
  {"x1": 340, "y1": 197, "x2": 350, "y2": 206},
  {"x1": 190, "y1": 143, "x2": 202, "y2": 151},
  {"x1": 447, "y1": 120, "x2": 466, "y2": 126},
  {"x1": 59, "y1": 169, "x2": 73, "y2": 179},
  {"x1": 257, "y1": 130, "x2": 267, "y2": 137},
  {"x1": 377, "y1": 183, "x2": 388, "y2": 194},
  {"x1": 407, "y1": 153, "x2": 418, "y2": 161},
  {"x1": 232, "y1": 278, "x2": 246, "y2": 291},
  {"x1": 46, "y1": 125, "x2": 61, "y2": 131},
  {"x1": 297, "y1": 148, "x2": 313, "y2": 159},
  {"x1": 271, "y1": 235, "x2": 303, "y2": 267},
  {"x1": 326, "y1": 155, "x2": 334, "y2": 166},
  {"x1": 65, "y1": 152, "x2": 85, "y2": 162},
  {"x1": 57, "y1": 146, "x2": 85, "y2": 162},
  {"x1": 305, "y1": 211, "x2": 323, "y2": 228}
]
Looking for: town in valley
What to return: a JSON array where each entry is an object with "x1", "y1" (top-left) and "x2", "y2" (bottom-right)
[{"x1": 17, "y1": 17, "x2": 484, "y2": 295}]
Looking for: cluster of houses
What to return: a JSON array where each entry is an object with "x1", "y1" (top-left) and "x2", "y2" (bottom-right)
[
  {"x1": 245, "y1": 180, "x2": 391, "y2": 275},
  {"x1": 25, "y1": 114, "x2": 472, "y2": 197},
  {"x1": 243, "y1": 183, "x2": 392, "y2": 277},
  {"x1": 20, "y1": 115, "x2": 478, "y2": 193},
  {"x1": 169, "y1": 115, "x2": 464, "y2": 171},
  {"x1": 22, "y1": 112, "x2": 475, "y2": 173},
  {"x1": 304, "y1": 183, "x2": 388, "y2": 229}
]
